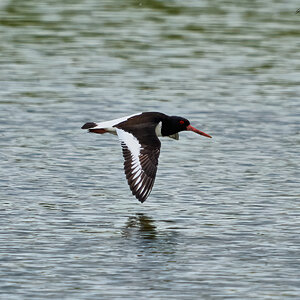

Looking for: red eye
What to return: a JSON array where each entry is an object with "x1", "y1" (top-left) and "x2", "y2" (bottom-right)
[{"x1": 179, "y1": 120, "x2": 185, "y2": 124}]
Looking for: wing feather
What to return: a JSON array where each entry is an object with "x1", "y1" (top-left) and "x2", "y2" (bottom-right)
[{"x1": 116, "y1": 128, "x2": 160, "y2": 203}]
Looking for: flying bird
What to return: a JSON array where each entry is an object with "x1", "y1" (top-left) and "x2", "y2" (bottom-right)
[{"x1": 81, "y1": 112, "x2": 212, "y2": 203}]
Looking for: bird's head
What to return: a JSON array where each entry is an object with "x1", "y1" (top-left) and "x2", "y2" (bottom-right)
[{"x1": 164, "y1": 116, "x2": 212, "y2": 138}]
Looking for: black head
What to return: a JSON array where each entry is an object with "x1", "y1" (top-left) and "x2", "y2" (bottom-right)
[
  {"x1": 161, "y1": 116, "x2": 190, "y2": 136},
  {"x1": 162, "y1": 115, "x2": 212, "y2": 138}
]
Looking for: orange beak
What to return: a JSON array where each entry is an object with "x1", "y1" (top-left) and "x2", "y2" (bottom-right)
[{"x1": 186, "y1": 125, "x2": 212, "y2": 138}]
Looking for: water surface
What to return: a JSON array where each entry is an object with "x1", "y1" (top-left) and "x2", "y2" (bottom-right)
[{"x1": 0, "y1": 0, "x2": 299, "y2": 299}]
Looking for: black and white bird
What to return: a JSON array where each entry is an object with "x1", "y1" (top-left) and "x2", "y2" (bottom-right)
[{"x1": 81, "y1": 112, "x2": 212, "y2": 203}]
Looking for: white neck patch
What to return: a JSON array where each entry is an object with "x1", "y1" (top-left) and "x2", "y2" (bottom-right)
[{"x1": 155, "y1": 121, "x2": 162, "y2": 137}]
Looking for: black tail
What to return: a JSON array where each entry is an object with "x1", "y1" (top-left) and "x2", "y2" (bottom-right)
[{"x1": 81, "y1": 122, "x2": 97, "y2": 129}]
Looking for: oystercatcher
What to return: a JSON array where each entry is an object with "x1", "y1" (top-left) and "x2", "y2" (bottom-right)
[{"x1": 82, "y1": 112, "x2": 211, "y2": 203}]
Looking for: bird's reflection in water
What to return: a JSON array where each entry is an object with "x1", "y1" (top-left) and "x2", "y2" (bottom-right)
[
  {"x1": 122, "y1": 213, "x2": 157, "y2": 240},
  {"x1": 122, "y1": 213, "x2": 178, "y2": 257}
]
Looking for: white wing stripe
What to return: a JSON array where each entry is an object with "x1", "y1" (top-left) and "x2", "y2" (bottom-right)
[
  {"x1": 93, "y1": 112, "x2": 142, "y2": 133},
  {"x1": 116, "y1": 127, "x2": 158, "y2": 203},
  {"x1": 116, "y1": 128, "x2": 143, "y2": 176},
  {"x1": 132, "y1": 162, "x2": 139, "y2": 169},
  {"x1": 134, "y1": 176, "x2": 141, "y2": 185},
  {"x1": 136, "y1": 181, "x2": 143, "y2": 191},
  {"x1": 144, "y1": 189, "x2": 152, "y2": 200},
  {"x1": 132, "y1": 170, "x2": 142, "y2": 180},
  {"x1": 117, "y1": 129, "x2": 141, "y2": 157},
  {"x1": 93, "y1": 112, "x2": 142, "y2": 129}
]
